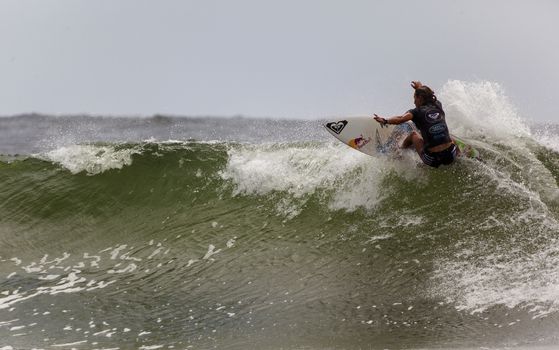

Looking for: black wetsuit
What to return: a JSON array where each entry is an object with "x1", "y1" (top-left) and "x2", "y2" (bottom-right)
[{"x1": 408, "y1": 101, "x2": 456, "y2": 167}]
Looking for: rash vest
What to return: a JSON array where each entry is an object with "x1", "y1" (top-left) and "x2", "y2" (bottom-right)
[{"x1": 408, "y1": 100, "x2": 452, "y2": 149}]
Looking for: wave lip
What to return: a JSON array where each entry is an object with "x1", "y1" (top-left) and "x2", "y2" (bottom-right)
[{"x1": 36, "y1": 144, "x2": 141, "y2": 175}]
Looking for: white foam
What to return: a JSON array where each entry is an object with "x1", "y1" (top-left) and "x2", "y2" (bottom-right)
[
  {"x1": 365, "y1": 234, "x2": 393, "y2": 244},
  {"x1": 52, "y1": 340, "x2": 87, "y2": 347},
  {"x1": 220, "y1": 142, "x2": 418, "y2": 216},
  {"x1": 110, "y1": 245, "x2": 128, "y2": 260},
  {"x1": 431, "y1": 201, "x2": 559, "y2": 318},
  {"x1": 396, "y1": 215, "x2": 424, "y2": 227},
  {"x1": 426, "y1": 116, "x2": 559, "y2": 318},
  {"x1": 39, "y1": 144, "x2": 140, "y2": 175},
  {"x1": 1, "y1": 238, "x2": 235, "y2": 311},
  {"x1": 226, "y1": 238, "x2": 236, "y2": 248},
  {"x1": 438, "y1": 81, "x2": 559, "y2": 209},
  {"x1": 40, "y1": 271, "x2": 87, "y2": 295},
  {"x1": 203, "y1": 244, "x2": 221, "y2": 260},
  {"x1": 534, "y1": 128, "x2": 559, "y2": 153},
  {"x1": 38, "y1": 275, "x2": 60, "y2": 281},
  {"x1": 440, "y1": 80, "x2": 531, "y2": 141},
  {"x1": 108, "y1": 263, "x2": 137, "y2": 274},
  {"x1": 147, "y1": 247, "x2": 163, "y2": 259},
  {"x1": 433, "y1": 243, "x2": 559, "y2": 317}
]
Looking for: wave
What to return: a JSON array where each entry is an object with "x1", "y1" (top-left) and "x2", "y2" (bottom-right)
[
  {"x1": 1, "y1": 138, "x2": 557, "y2": 335},
  {"x1": 1, "y1": 80, "x2": 559, "y2": 348}
]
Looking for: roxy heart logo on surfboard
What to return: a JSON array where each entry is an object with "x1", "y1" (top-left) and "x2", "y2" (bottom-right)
[{"x1": 326, "y1": 120, "x2": 348, "y2": 134}]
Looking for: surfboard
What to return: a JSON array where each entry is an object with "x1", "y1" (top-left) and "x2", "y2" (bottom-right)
[
  {"x1": 452, "y1": 135, "x2": 481, "y2": 159},
  {"x1": 324, "y1": 116, "x2": 481, "y2": 160}
]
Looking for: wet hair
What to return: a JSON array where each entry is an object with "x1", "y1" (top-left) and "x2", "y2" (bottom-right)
[{"x1": 414, "y1": 86, "x2": 437, "y2": 105}]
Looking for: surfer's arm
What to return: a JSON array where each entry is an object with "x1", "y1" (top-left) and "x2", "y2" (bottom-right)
[{"x1": 373, "y1": 112, "x2": 413, "y2": 125}]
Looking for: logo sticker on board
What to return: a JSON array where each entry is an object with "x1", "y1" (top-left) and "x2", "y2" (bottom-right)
[
  {"x1": 326, "y1": 120, "x2": 348, "y2": 134},
  {"x1": 348, "y1": 134, "x2": 371, "y2": 150}
]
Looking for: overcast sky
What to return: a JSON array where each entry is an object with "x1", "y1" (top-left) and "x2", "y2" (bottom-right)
[{"x1": 0, "y1": 0, "x2": 557, "y2": 121}]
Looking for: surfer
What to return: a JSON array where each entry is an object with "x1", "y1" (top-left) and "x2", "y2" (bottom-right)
[{"x1": 373, "y1": 81, "x2": 457, "y2": 168}]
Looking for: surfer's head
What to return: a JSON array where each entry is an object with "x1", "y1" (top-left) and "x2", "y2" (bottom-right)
[{"x1": 414, "y1": 86, "x2": 437, "y2": 107}]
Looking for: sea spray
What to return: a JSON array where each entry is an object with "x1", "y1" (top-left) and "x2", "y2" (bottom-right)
[{"x1": 440, "y1": 80, "x2": 531, "y2": 141}]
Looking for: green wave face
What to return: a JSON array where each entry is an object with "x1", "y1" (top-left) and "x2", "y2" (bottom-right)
[{"x1": 1, "y1": 137, "x2": 558, "y2": 349}]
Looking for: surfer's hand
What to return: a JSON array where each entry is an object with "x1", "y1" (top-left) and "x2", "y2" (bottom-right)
[
  {"x1": 373, "y1": 114, "x2": 387, "y2": 125},
  {"x1": 411, "y1": 81, "x2": 423, "y2": 89}
]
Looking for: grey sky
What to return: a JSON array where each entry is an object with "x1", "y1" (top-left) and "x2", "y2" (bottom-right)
[{"x1": 0, "y1": 0, "x2": 557, "y2": 121}]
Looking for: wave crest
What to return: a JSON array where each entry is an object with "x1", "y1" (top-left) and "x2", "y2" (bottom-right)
[{"x1": 38, "y1": 144, "x2": 141, "y2": 175}]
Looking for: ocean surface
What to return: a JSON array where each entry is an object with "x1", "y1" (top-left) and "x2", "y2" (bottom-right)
[{"x1": 0, "y1": 81, "x2": 558, "y2": 350}]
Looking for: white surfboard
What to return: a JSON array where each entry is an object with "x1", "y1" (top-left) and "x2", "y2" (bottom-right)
[
  {"x1": 324, "y1": 116, "x2": 481, "y2": 160},
  {"x1": 324, "y1": 116, "x2": 414, "y2": 157}
]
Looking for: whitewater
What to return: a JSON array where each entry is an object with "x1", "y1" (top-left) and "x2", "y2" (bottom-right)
[{"x1": 0, "y1": 81, "x2": 558, "y2": 349}]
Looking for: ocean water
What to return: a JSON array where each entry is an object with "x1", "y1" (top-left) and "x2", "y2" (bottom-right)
[{"x1": 0, "y1": 81, "x2": 558, "y2": 350}]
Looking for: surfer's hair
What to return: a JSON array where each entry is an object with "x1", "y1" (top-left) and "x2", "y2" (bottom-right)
[{"x1": 414, "y1": 86, "x2": 437, "y2": 105}]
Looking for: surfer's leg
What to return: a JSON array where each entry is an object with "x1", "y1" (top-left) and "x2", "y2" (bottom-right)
[
  {"x1": 402, "y1": 132, "x2": 424, "y2": 155},
  {"x1": 407, "y1": 132, "x2": 441, "y2": 167},
  {"x1": 401, "y1": 132, "x2": 414, "y2": 149}
]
